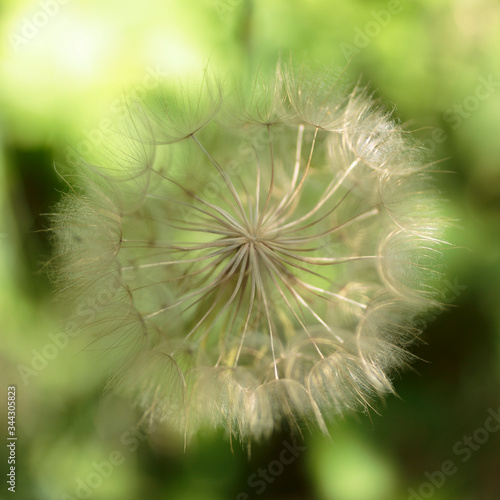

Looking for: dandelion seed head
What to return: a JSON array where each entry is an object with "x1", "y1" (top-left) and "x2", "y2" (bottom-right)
[{"x1": 51, "y1": 63, "x2": 449, "y2": 442}]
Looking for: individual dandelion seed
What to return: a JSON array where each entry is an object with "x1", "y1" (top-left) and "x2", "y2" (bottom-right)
[{"x1": 50, "y1": 63, "x2": 449, "y2": 443}]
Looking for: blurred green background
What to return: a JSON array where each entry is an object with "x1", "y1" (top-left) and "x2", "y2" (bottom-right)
[{"x1": 1, "y1": 0, "x2": 499, "y2": 499}]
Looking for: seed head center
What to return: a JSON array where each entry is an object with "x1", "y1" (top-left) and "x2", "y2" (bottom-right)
[{"x1": 244, "y1": 226, "x2": 269, "y2": 248}]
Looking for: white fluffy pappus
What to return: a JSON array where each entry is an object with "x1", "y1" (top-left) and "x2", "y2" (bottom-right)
[{"x1": 50, "y1": 63, "x2": 450, "y2": 444}]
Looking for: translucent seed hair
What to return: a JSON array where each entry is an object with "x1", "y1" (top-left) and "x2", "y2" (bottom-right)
[{"x1": 50, "y1": 63, "x2": 449, "y2": 443}]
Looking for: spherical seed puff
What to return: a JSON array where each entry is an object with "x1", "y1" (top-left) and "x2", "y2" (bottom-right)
[{"x1": 50, "y1": 65, "x2": 449, "y2": 442}]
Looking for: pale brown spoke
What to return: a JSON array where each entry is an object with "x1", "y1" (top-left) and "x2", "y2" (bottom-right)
[{"x1": 191, "y1": 133, "x2": 251, "y2": 231}]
